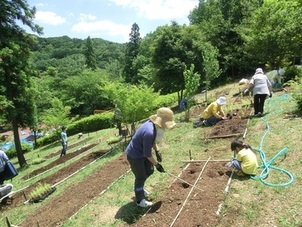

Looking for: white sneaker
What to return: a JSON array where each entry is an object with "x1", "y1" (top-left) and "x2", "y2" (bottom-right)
[
  {"x1": 137, "y1": 199, "x2": 153, "y2": 208},
  {"x1": 144, "y1": 189, "x2": 150, "y2": 197},
  {"x1": 0, "y1": 184, "x2": 13, "y2": 197}
]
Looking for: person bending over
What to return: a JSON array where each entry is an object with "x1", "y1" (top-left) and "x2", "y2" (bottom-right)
[
  {"x1": 201, "y1": 96, "x2": 227, "y2": 127},
  {"x1": 227, "y1": 139, "x2": 258, "y2": 177},
  {"x1": 125, "y1": 107, "x2": 176, "y2": 208}
]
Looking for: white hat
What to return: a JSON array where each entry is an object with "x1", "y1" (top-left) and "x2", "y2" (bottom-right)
[
  {"x1": 216, "y1": 96, "x2": 227, "y2": 105},
  {"x1": 255, "y1": 68, "x2": 264, "y2": 74},
  {"x1": 149, "y1": 107, "x2": 176, "y2": 129}
]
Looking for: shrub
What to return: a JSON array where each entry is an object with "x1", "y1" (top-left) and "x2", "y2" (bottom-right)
[
  {"x1": 35, "y1": 112, "x2": 114, "y2": 148},
  {"x1": 283, "y1": 66, "x2": 302, "y2": 83},
  {"x1": 5, "y1": 143, "x2": 33, "y2": 159}
]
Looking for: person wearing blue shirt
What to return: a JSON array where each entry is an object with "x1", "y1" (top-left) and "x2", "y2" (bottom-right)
[
  {"x1": 0, "y1": 149, "x2": 9, "y2": 185},
  {"x1": 60, "y1": 126, "x2": 68, "y2": 157},
  {"x1": 125, "y1": 107, "x2": 176, "y2": 208},
  {"x1": 0, "y1": 150, "x2": 14, "y2": 198}
]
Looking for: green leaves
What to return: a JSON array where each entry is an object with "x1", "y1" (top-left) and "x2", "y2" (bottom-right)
[{"x1": 103, "y1": 82, "x2": 159, "y2": 126}]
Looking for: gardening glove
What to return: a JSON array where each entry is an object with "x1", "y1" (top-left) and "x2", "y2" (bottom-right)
[
  {"x1": 225, "y1": 161, "x2": 233, "y2": 168},
  {"x1": 155, "y1": 163, "x2": 165, "y2": 173},
  {"x1": 155, "y1": 150, "x2": 162, "y2": 162},
  {"x1": 244, "y1": 89, "x2": 249, "y2": 95},
  {"x1": 269, "y1": 93, "x2": 272, "y2": 98}
]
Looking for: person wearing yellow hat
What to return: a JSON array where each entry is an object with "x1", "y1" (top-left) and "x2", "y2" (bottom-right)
[
  {"x1": 125, "y1": 107, "x2": 176, "y2": 208},
  {"x1": 200, "y1": 96, "x2": 227, "y2": 127}
]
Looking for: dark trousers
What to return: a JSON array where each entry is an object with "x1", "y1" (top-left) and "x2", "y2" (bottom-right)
[
  {"x1": 205, "y1": 116, "x2": 222, "y2": 126},
  {"x1": 127, "y1": 155, "x2": 154, "y2": 202},
  {"x1": 60, "y1": 142, "x2": 67, "y2": 157},
  {"x1": 0, "y1": 173, "x2": 4, "y2": 185},
  {"x1": 253, "y1": 94, "x2": 267, "y2": 114}
]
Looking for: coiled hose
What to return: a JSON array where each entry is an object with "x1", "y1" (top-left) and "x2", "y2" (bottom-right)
[{"x1": 250, "y1": 94, "x2": 294, "y2": 187}]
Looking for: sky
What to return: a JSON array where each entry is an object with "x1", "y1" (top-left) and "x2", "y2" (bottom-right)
[{"x1": 24, "y1": 0, "x2": 199, "y2": 43}]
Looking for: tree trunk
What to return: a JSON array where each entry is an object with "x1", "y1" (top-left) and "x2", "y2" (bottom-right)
[{"x1": 12, "y1": 118, "x2": 27, "y2": 167}]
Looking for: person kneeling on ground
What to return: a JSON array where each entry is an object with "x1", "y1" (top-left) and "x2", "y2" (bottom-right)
[
  {"x1": 125, "y1": 107, "x2": 176, "y2": 208},
  {"x1": 226, "y1": 139, "x2": 258, "y2": 177},
  {"x1": 201, "y1": 96, "x2": 227, "y2": 127}
]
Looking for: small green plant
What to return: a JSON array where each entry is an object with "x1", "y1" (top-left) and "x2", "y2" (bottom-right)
[
  {"x1": 29, "y1": 183, "x2": 54, "y2": 202},
  {"x1": 106, "y1": 136, "x2": 123, "y2": 145}
]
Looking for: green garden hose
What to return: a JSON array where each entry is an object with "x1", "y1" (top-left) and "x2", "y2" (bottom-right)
[{"x1": 250, "y1": 94, "x2": 294, "y2": 187}]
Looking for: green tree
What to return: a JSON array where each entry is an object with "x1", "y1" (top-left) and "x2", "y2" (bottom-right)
[
  {"x1": 60, "y1": 70, "x2": 111, "y2": 115},
  {"x1": 151, "y1": 22, "x2": 205, "y2": 100},
  {"x1": 0, "y1": 0, "x2": 42, "y2": 167},
  {"x1": 152, "y1": 23, "x2": 186, "y2": 95},
  {"x1": 123, "y1": 23, "x2": 141, "y2": 83},
  {"x1": 104, "y1": 82, "x2": 159, "y2": 134},
  {"x1": 41, "y1": 98, "x2": 71, "y2": 130},
  {"x1": 202, "y1": 43, "x2": 222, "y2": 103},
  {"x1": 238, "y1": 0, "x2": 302, "y2": 68},
  {"x1": 183, "y1": 64, "x2": 201, "y2": 121},
  {"x1": 189, "y1": 0, "x2": 262, "y2": 79},
  {"x1": 85, "y1": 36, "x2": 97, "y2": 70}
]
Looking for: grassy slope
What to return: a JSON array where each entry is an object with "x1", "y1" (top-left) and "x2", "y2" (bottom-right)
[
  {"x1": 1, "y1": 83, "x2": 301, "y2": 226},
  {"x1": 64, "y1": 83, "x2": 302, "y2": 227}
]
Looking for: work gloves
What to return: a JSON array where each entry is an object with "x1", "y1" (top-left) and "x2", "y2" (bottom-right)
[
  {"x1": 155, "y1": 163, "x2": 165, "y2": 173},
  {"x1": 225, "y1": 161, "x2": 233, "y2": 168},
  {"x1": 269, "y1": 93, "x2": 272, "y2": 98},
  {"x1": 155, "y1": 150, "x2": 162, "y2": 162}
]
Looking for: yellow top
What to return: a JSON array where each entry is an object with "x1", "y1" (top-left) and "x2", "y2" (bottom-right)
[
  {"x1": 237, "y1": 148, "x2": 258, "y2": 175},
  {"x1": 201, "y1": 102, "x2": 225, "y2": 119}
]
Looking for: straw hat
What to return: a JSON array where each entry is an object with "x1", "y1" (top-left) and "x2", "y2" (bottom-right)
[
  {"x1": 255, "y1": 68, "x2": 264, "y2": 74},
  {"x1": 216, "y1": 96, "x2": 227, "y2": 105},
  {"x1": 149, "y1": 107, "x2": 176, "y2": 129}
]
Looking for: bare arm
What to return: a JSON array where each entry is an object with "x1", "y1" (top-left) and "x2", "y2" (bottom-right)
[
  {"x1": 147, "y1": 156, "x2": 158, "y2": 166},
  {"x1": 152, "y1": 143, "x2": 159, "y2": 152}
]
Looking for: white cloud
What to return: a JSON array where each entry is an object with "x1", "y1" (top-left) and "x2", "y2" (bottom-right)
[
  {"x1": 35, "y1": 3, "x2": 45, "y2": 7},
  {"x1": 71, "y1": 20, "x2": 131, "y2": 41},
  {"x1": 109, "y1": 0, "x2": 198, "y2": 20},
  {"x1": 79, "y1": 13, "x2": 97, "y2": 22},
  {"x1": 35, "y1": 11, "x2": 66, "y2": 25}
]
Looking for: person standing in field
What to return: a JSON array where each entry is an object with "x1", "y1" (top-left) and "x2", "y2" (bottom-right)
[
  {"x1": 244, "y1": 68, "x2": 272, "y2": 117},
  {"x1": 114, "y1": 104, "x2": 123, "y2": 136},
  {"x1": 60, "y1": 126, "x2": 68, "y2": 157},
  {"x1": 125, "y1": 107, "x2": 176, "y2": 208}
]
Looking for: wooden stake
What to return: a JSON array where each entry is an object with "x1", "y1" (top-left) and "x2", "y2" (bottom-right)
[
  {"x1": 206, "y1": 133, "x2": 242, "y2": 139},
  {"x1": 6, "y1": 217, "x2": 11, "y2": 227},
  {"x1": 181, "y1": 159, "x2": 229, "y2": 163}
]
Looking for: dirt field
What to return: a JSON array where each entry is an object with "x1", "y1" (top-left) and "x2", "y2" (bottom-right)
[{"x1": 1, "y1": 95, "x2": 252, "y2": 226}]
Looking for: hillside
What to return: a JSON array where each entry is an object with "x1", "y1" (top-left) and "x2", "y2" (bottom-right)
[
  {"x1": 30, "y1": 35, "x2": 126, "y2": 76},
  {"x1": 1, "y1": 82, "x2": 301, "y2": 226}
]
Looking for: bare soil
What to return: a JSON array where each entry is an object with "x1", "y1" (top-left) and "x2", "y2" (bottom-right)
[{"x1": 132, "y1": 162, "x2": 232, "y2": 227}]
